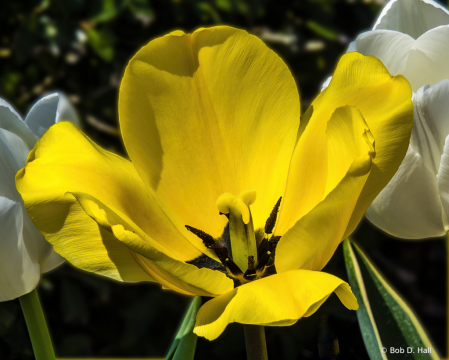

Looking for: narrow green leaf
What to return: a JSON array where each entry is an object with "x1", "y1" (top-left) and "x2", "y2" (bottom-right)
[
  {"x1": 166, "y1": 296, "x2": 201, "y2": 360},
  {"x1": 343, "y1": 239, "x2": 387, "y2": 360},
  {"x1": 90, "y1": 0, "x2": 119, "y2": 23},
  {"x1": 344, "y1": 239, "x2": 440, "y2": 360},
  {"x1": 197, "y1": 2, "x2": 222, "y2": 23},
  {"x1": 86, "y1": 29, "x2": 115, "y2": 62},
  {"x1": 306, "y1": 21, "x2": 339, "y2": 40}
]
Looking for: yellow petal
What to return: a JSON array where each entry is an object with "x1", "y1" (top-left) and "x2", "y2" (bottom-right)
[
  {"x1": 274, "y1": 105, "x2": 328, "y2": 234},
  {"x1": 119, "y1": 26, "x2": 300, "y2": 247},
  {"x1": 324, "y1": 106, "x2": 374, "y2": 196},
  {"x1": 193, "y1": 269, "x2": 358, "y2": 340},
  {"x1": 15, "y1": 122, "x2": 202, "y2": 279},
  {"x1": 73, "y1": 191, "x2": 233, "y2": 297},
  {"x1": 276, "y1": 106, "x2": 373, "y2": 273},
  {"x1": 276, "y1": 52, "x2": 413, "y2": 236},
  {"x1": 13, "y1": 192, "x2": 153, "y2": 283}
]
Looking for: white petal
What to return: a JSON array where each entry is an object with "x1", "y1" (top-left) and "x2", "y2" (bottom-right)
[
  {"x1": 352, "y1": 30, "x2": 414, "y2": 76},
  {"x1": 436, "y1": 135, "x2": 449, "y2": 229},
  {"x1": 56, "y1": 92, "x2": 81, "y2": 128},
  {"x1": 41, "y1": 251, "x2": 65, "y2": 273},
  {"x1": 25, "y1": 93, "x2": 59, "y2": 138},
  {"x1": 321, "y1": 76, "x2": 332, "y2": 91},
  {"x1": 0, "y1": 129, "x2": 64, "y2": 274},
  {"x1": 0, "y1": 98, "x2": 37, "y2": 148},
  {"x1": 366, "y1": 145, "x2": 445, "y2": 239},
  {"x1": 374, "y1": 0, "x2": 449, "y2": 39},
  {"x1": 21, "y1": 211, "x2": 64, "y2": 274},
  {"x1": 404, "y1": 25, "x2": 449, "y2": 91},
  {"x1": 347, "y1": 40, "x2": 357, "y2": 52},
  {"x1": 411, "y1": 80, "x2": 449, "y2": 174},
  {"x1": 0, "y1": 197, "x2": 40, "y2": 302},
  {"x1": 0, "y1": 129, "x2": 31, "y2": 202}
]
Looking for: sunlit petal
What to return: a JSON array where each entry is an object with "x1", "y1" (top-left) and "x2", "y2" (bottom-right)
[
  {"x1": 277, "y1": 52, "x2": 412, "y2": 238},
  {"x1": 119, "y1": 26, "x2": 300, "y2": 244},
  {"x1": 276, "y1": 106, "x2": 372, "y2": 273},
  {"x1": 15, "y1": 122, "x2": 202, "y2": 274},
  {"x1": 194, "y1": 270, "x2": 357, "y2": 340},
  {"x1": 73, "y1": 192, "x2": 233, "y2": 297}
]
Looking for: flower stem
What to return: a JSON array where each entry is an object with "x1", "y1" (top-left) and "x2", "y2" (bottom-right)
[
  {"x1": 19, "y1": 289, "x2": 56, "y2": 360},
  {"x1": 243, "y1": 325, "x2": 268, "y2": 360},
  {"x1": 446, "y1": 233, "x2": 449, "y2": 359}
]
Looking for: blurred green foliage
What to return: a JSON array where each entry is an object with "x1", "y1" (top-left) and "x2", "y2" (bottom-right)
[{"x1": 0, "y1": 0, "x2": 446, "y2": 359}]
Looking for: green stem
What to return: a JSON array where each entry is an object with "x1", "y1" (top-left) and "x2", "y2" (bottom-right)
[
  {"x1": 446, "y1": 233, "x2": 449, "y2": 359},
  {"x1": 19, "y1": 289, "x2": 56, "y2": 360},
  {"x1": 243, "y1": 325, "x2": 268, "y2": 360}
]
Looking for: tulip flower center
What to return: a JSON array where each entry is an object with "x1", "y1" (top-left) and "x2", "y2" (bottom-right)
[{"x1": 186, "y1": 191, "x2": 282, "y2": 286}]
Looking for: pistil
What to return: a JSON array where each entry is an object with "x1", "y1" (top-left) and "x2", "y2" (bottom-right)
[
  {"x1": 216, "y1": 191, "x2": 258, "y2": 273},
  {"x1": 185, "y1": 193, "x2": 283, "y2": 286}
]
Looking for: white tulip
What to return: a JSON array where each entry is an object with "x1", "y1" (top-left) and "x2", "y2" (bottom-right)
[
  {"x1": 322, "y1": 0, "x2": 449, "y2": 239},
  {"x1": 0, "y1": 93, "x2": 80, "y2": 301},
  {"x1": 366, "y1": 80, "x2": 449, "y2": 238}
]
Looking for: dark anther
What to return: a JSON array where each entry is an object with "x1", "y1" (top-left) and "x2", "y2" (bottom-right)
[
  {"x1": 247, "y1": 255, "x2": 255, "y2": 271},
  {"x1": 255, "y1": 251, "x2": 271, "y2": 272},
  {"x1": 225, "y1": 258, "x2": 244, "y2": 277},
  {"x1": 186, "y1": 254, "x2": 226, "y2": 273},
  {"x1": 213, "y1": 246, "x2": 229, "y2": 263},
  {"x1": 264, "y1": 197, "x2": 282, "y2": 234},
  {"x1": 244, "y1": 269, "x2": 257, "y2": 281},
  {"x1": 185, "y1": 225, "x2": 215, "y2": 248},
  {"x1": 268, "y1": 236, "x2": 281, "y2": 252},
  {"x1": 257, "y1": 238, "x2": 269, "y2": 260}
]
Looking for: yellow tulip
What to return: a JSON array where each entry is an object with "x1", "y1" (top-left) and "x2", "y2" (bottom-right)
[{"x1": 16, "y1": 26, "x2": 413, "y2": 341}]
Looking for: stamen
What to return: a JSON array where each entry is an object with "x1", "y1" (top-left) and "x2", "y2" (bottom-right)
[
  {"x1": 255, "y1": 251, "x2": 271, "y2": 272},
  {"x1": 212, "y1": 245, "x2": 229, "y2": 263},
  {"x1": 244, "y1": 269, "x2": 257, "y2": 281},
  {"x1": 244, "y1": 253, "x2": 257, "y2": 280},
  {"x1": 269, "y1": 236, "x2": 281, "y2": 252},
  {"x1": 185, "y1": 225, "x2": 215, "y2": 248},
  {"x1": 225, "y1": 258, "x2": 244, "y2": 277},
  {"x1": 264, "y1": 197, "x2": 282, "y2": 234},
  {"x1": 247, "y1": 255, "x2": 255, "y2": 271},
  {"x1": 257, "y1": 238, "x2": 269, "y2": 260}
]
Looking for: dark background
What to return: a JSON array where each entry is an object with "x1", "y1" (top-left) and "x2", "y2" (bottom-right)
[{"x1": 0, "y1": 0, "x2": 446, "y2": 359}]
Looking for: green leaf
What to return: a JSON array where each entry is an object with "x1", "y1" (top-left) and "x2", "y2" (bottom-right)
[
  {"x1": 215, "y1": 0, "x2": 231, "y2": 11},
  {"x1": 90, "y1": 0, "x2": 120, "y2": 23},
  {"x1": 343, "y1": 239, "x2": 440, "y2": 360},
  {"x1": 343, "y1": 239, "x2": 387, "y2": 360},
  {"x1": 86, "y1": 28, "x2": 115, "y2": 62},
  {"x1": 196, "y1": 2, "x2": 222, "y2": 23},
  {"x1": 128, "y1": 0, "x2": 154, "y2": 17},
  {"x1": 306, "y1": 21, "x2": 338, "y2": 40},
  {"x1": 166, "y1": 296, "x2": 201, "y2": 360}
]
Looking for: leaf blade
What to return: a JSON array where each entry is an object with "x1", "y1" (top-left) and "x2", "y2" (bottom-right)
[
  {"x1": 166, "y1": 296, "x2": 201, "y2": 360},
  {"x1": 344, "y1": 239, "x2": 440, "y2": 360},
  {"x1": 343, "y1": 239, "x2": 388, "y2": 360}
]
